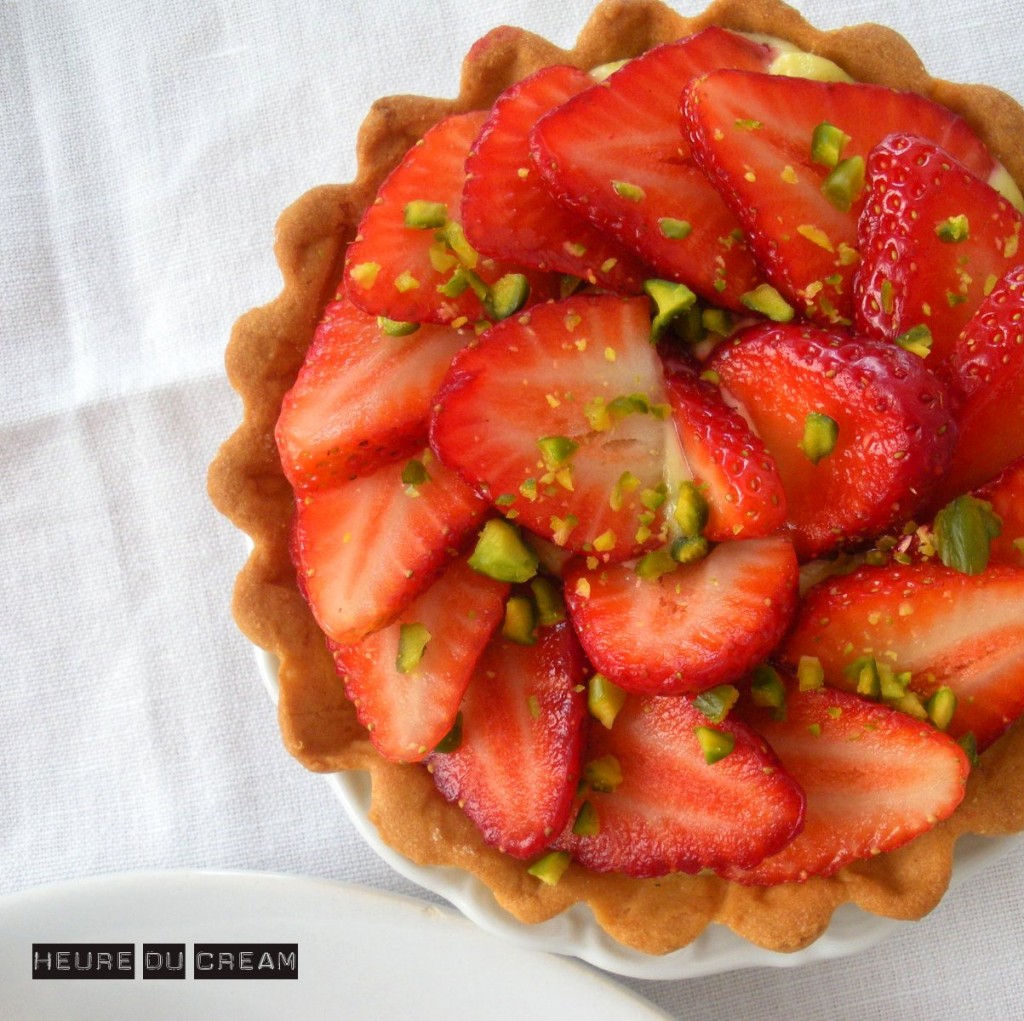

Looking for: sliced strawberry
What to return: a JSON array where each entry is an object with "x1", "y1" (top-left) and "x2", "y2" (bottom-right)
[
  {"x1": 707, "y1": 323, "x2": 957, "y2": 559},
  {"x1": 430, "y1": 294, "x2": 676, "y2": 559},
  {"x1": 330, "y1": 558, "x2": 508, "y2": 763},
  {"x1": 936, "y1": 264, "x2": 1024, "y2": 503},
  {"x1": 428, "y1": 621, "x2": 588, "y2": 859},
  {"x1": 563, "y1": 535, "x2": 798, "y2": 694},
  {"x1": 683, "y1": 72, "x2": 999, "y2": 325},
  {"x1": 343, "y1": 111, "x2": 557, "y2": 326},
  {"x1": 723, "y1": 682, "x2": 969, "y2": 885},
  {"x1": 462, "y1": 64, "x2": 649, "y2": 293},
  {"x1": 781, "y1": 561, "x2": 1024, "y2": 751},
  {"x1": 855, "y1": 134, "x2": 1024, "y2": 372},
  {"x1": 663, "y1": 359, "x2": 786, "y2": 540},
  {"x1": 275, "y1": 299, "x2": 466, "y2": 488},
  {"x1": 291, "y1": 450, "x2": 488, "y2": 644},
  {"x1": 553, "y1": 695, "x2": 805, "y2": 877},
  {"x1": 530, "y1": 28, "x2": 774, "y2": 310},
  {"x1": 976, "y1": 456, "x2": 1024, "y2": 566}
]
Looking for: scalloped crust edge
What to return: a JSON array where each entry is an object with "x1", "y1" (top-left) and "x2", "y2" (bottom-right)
[{"x1": 208, "y1": 0, "x2": 1024, "y2": 956}]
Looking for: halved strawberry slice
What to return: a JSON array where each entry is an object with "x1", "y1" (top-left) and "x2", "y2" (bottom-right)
[
  {"x1": 723, "y1": 682, "x2": 969, "y2": 885},
  {"x1": 707, "y1": 322, "x2": 957, "y2": 559},
  {"x1": 976, "y1": 456, "x2": 1024, "y2": 566},
  {"x1": 462, "y1": 64, "x2": 649, "y2": 293},
  {"x1": 431, "y1": 294, "x2": 676, "y2": 559},
  {"x1": 530, "y1": 28, "x2": 774, "y2": 309},
  {"x1": 563, "y1": 535, "x2": 798, "y2": 694},
  {"x1": 343, "y1": 112, "x2": 557, "y2": 326},
  {"x1": 330, "y1": 558, "x2": 508, "y2": 763},
  {"x1": 291, "y1": 449, "x2": 488, "y2": 644},
  {"x1": 553, "y1": 695, "x2": 805, "y2": 877},
  {"x1": 683, "y1": 72, "x2": 999, "y2": 324},
  {"x1": 428, "y1": 621, "x2": 588, "y2": 859},
  {"x1": 936, "y1": 264, "x2": 1024, "y2": 503},
  {"x1": 781, "y1": 561, "x2": 1024, "y2": 751},
  {"x1": 855, "y1": 134, "x2": 1024, "y2": 373},
  {"x1": 276, "y1": 299, "x2": 466, "y2": 489},
  {"x1": 663, "y1": 359, "x2": 787, "y2": 540}
]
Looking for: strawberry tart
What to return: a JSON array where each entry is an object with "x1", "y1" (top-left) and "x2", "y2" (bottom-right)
[{"x1": 209, "y1": 0, "x2": 1024, "y2": 955}]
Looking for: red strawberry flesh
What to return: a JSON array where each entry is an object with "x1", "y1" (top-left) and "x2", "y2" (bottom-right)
[
  {"x1": 554, "y1": 694, "x2": 805, "y2": 878},
  {"x1": 428, "y1": 621, "x2": 588, "y2": 859},
  {"x1": 564, "y1": 535, "x2": 799, "y2": 694}
]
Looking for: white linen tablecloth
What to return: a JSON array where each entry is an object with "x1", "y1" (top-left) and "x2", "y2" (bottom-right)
[{"x1": 2, "y1": 1, "x2": 1022, "y2": 1017}]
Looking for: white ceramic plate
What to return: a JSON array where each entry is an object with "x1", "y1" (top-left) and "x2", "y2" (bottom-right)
[
  {"x1": 255, "y1": 649, "x2": 1020, "y2": 980},
  {"x1": 0, "y1": 870, "x2": 671, "y2": 1021}
]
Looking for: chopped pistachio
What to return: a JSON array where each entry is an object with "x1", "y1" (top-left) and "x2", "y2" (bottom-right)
[
  {"x1": 926, "y1": 686, "x2": 957, "y2": 731},
  {"x1": 502, "y1": 594, "x2": 538, "y2": 646},
  {"x1": 584, "y1": 754, "x2": 624, "y2": 792},
  {"x1": 400, "y1": 458, "x2": 430, "y2": 487},
  {"x1": 378, "y1": 316, "x2": 420, "y2": 337},
  {"x1": 645, "y1": 278, "x2": 698, "y2": 341},
  {"x1": 635, "y1": 547, "x2": 678, "y2": 581},
  {"x1": 612, "y1": 180, "x2": 646, "y2": 202},
  {"x1": 588, "y1": 673, "x2": 627, "y2": 729},
  {"x1": 434, "y1": 711, "x2": 463, "y2": 753},
  {"x1": 693, "y1": 684, "x2": 740, "y2": 724},
  {"x1": 670, "y1": 534, "x2": 709, "y2": 564},
  {"x1": 895, "y1": 323, "x2": 933, "y2": 359},
  {"x1": 797, "y1": 655, "x2": 825, "y2": 691},
  {"x1": 694, "y1": 725, "x2": 736, "y2": 764},
  {"x1": 572, "y1": 800, "x2": 600, "y2": 837},
  {"x1": 810, "y1": 121, "x2": 851, "y2": 168},
  {"x1": 396, "y1": 622, "x2": 432, "y2": 674},
  {"x1": 393, "y1": 271, "x2": 420, "y2": 293},
  {"x1": 538, "y1": 435, "x2": 579, "y2": 472},
  {"x1": 436, "y1": 220, "x2": 479, "y2": 269},
  {"x1": 530, "y1": 576, "x2": 567, "y2": 626},
  {"x1": 468, "y1": 519, "x2": 539, "y2": 583},
  {"x1": 673, "y1": 480, "x2": 710, "y2": 537},
  {"x1": 934, "y1": 495, "x2": 1002, "y2": 575},
  {"x1": 740, "y1": 283, "x2": 795, "y2": 322},
  {"x1": 527, "y1": 850, "x2": 571, "y2": 885},
  {"x1": 800, "y1": 412, "x2": 839, "y2": 464},
  {"x1": 403, "y1": 200, "x2": 448, "y2": 229},
  {"x1": 659, "y1": 217, "x2": 693, "y2": 240},
  {"x1": 486, "y1": 273, "x2": 530, "y2": 320},
  {"x1": 349, "y1": 261, "x2": 381, "y2": 288},
  {"x1": 821, "y1": 156, "x2": 866, "y2": 213},
  {"x1": 935, "y1": 214, "x2": 970, "y2": 243},
  {"x1": 751, "y1": 664, "x2": 787, "y2": 713}
]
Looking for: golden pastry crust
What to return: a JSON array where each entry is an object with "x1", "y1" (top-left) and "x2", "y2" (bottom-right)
[{"x1": 208, "y1": 0, "x2": 1024, "y2": 955}]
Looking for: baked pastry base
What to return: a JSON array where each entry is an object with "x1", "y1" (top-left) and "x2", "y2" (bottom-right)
[{"x1": 208, "y1": 0, "x2": 1024, "y2": 955}]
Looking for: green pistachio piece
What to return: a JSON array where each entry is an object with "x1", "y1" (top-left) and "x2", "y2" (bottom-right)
[
  {"x1": 486, "y1": 273, "x2": 530, "y2": 321},
  {"x1": 400, "y1": 458, "x2": 430, "y2": 487},
  {"x1": 894, "y1": 323, "x2": 933, "y2": 358},
  {"x1": 635, "y1": 547, "x2": 678, "y2": 581},
  {"x1": 693, "y1": 684, "x2": 740, "y2": 724},
  {"x1": 751, "y1": 664, "x2": 787, "y2": 713},
  {"x1": 694, "y1": 725, "x2": 736, "y2": 764},
  {"x1": 434, "y1": 711, "x2": 463, "y2": 753},
  {"x1": 403, "y1": 200, "x2": 448, "y2": 229},
  {"x1": 821, "y1": 155, "x2": 866, "y2": 213},
  {"x1": 538, "y1": 435, "x2": 579, "y2": 471},
  {"x1": 572, "y1": 801, "x2": 600, "y2": 837},
  {"x1": 378, "y1": 316, "x2": 420, "y2": 337},
  {"x1": 935, "y1": 214, "x2": 970, "y2": 243},
  {"x1": 659, "y1": 217, "x2": 693, "y2": 240},
  {"x1": 926, "y1": 686, "x2": 957, "y2": 731},
  {"x1": 740, "y1": 283, "x2": 795, "y2": 322},
  {"x1": 810, "y1": 121, "x2": 851, "y2": 168},
  {"x1": 587, "y1": 673, "x2": 627, "y2": 730},
  {"x1": 584, "y1": 754, "x2": 624, "y2": 793},
  {"x1": 468, "y1": 519, "x2": 539, "y2": 583},
  {"x1": 396, "y1": 622, "x2": 432, "y2": 674},
  {"x1": 670, "y1": 534, "x2": 709, "y2": 564},
  {"x1": 797, "y1": 655, "x2": 824, "y2": 691},
  {"x1": 673, "y1": 480, "x2": 709, "y2": 537},
  {"x1": 644, "y1": 278, "x2": 698, "y2": 341},
  {"x1": 502, "y1": 594, "x2": 538, "y2": 646},
  {"x1": 527, "y1": 850, "x2": 572, "y2": 885},
  {"x1": 800, "y1": 412, "x2": 839, "y2": 464},
  {"x1": 529, "y1": 576, "x2": 566, "y2": 626},
  {"x1": 934, "y1": 495, "x2": 1002, "y2": 575}
]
